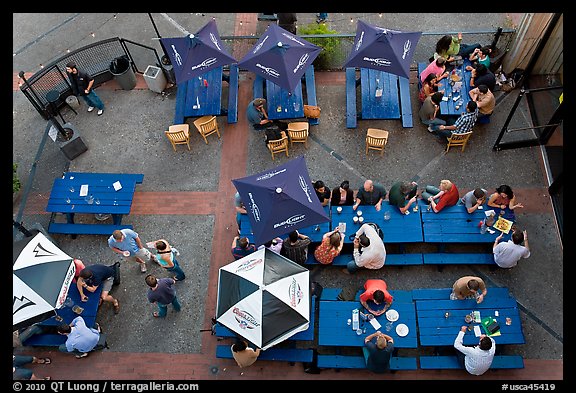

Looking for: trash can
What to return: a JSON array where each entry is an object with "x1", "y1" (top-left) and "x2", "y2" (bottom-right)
[
  {"x1": 143, "y1": 65, "x2": 167, "y2": 93},
  {"x1": 65, "y1": 95, "x2": 80, "y2": 111},
  {"x1": 109, "y1": 55, "x2": 137, "y2": 90}
]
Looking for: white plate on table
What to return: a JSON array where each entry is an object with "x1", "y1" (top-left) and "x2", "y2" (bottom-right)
[
  {"x1": 396, "y1": 323, "x2": 409, "y2": 337},
  {"x1": 385, "y1": 309, "x2": 399, "y2": 322}
]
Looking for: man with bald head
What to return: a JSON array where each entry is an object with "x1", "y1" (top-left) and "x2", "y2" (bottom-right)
[{"x1": 353, "y1": 180, "x2": 387, "y2": 211}]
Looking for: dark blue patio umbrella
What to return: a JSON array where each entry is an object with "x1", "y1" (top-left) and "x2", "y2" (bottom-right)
[
  {"x1": 232, "y1": 156, "x2": 330, "y2": 246},
  {"x1": 160, "y1": 20, "x2": 237, "y2": 85},
  {"x1": 238, "y1": 24, "x2": 322, "y2": 92},
  {"x1": 343, "y1": 20, "x2": 422, "y2": 80}
]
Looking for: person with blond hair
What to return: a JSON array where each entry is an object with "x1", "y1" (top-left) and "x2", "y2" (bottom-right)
[
  {"x1": 421, "y1": 179, "x2": 460, "y2": 213},
  {"x1": 363, "y1": 331, "x2": 395, "y2": 373}
]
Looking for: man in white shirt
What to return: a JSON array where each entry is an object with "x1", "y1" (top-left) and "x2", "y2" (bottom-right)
[
  {"x1": 343, "y1": 223, "x2": 386, "y2": 274},
  {"x1": 493, "y1": 229, "x2": 530, "y2": 268},
  {"x1": 453, "y1": 326, "x2": 496, "y2": 375}
]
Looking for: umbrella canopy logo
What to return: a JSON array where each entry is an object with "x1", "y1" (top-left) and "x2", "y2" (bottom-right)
[
  {"x1": 288, "y1": 278, "x2": 303, "y2": 308},
  {"x1": 233, "y1": 307, "x2": 260, "y2": 330}
]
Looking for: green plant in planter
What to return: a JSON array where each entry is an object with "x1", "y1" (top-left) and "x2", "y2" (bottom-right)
[
  {"x1": 13, "y1": 163, "x2": 21, "y2": 193},
  {"x1": 299, "y1": 23, "x2": 343, "y2": 71}
]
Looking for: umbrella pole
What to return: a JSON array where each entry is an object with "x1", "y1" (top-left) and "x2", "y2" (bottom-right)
[{"x1": 13, "y1": 219, "x2": 33, "y2": 237}]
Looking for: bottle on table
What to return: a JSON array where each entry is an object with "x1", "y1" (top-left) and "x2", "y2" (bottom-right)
[{"x1": 480, "y1": 219, "x2": 487, "y2": 234}]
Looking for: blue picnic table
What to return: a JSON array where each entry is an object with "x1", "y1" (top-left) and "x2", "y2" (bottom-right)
[
  {"x1": 346, "y1": 67, "x2": 412, "y2": 128},
  {"x1": 318, "y1": 299, "x2": 418, "y2": 349},
  {"x1": 239, "y1": 205, "x2": 331, "y2": 243},
  {"x1": 438, "y1": 59, "x2": 473, "y2": 116},
  {"x1": 46, "y1": 172, "x2": 143, "y2": 236},
  {"x1": 415, "y1": 290, "x2": 525, "y2": 347},
  {"x1": 174, "y1": 64, "x2": 239, "y2": 125},
  {"x1": 333, "y1": 202, "x2": 423, "y2": 244}
]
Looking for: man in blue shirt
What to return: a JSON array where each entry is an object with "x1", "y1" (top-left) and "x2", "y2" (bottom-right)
[
  {"x1": 57, "y1": 316, "x2": 100, "y2": 358},
  {"x1": 246, "y1": 98, "x2": 274, "y2": 130},
  {"x1": 146, "y1": 274, "x2": 181, "y2": 318},
  {"x1": 108, "y1": 228, "x2": 158, "y2": 273}
]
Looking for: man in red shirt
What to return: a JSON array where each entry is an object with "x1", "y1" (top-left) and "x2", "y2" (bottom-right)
[
  {"x1": 421, "y1": 179, "x2": 459, "y2": 213},
  {"x1": 359, "y1": 279, "x2": 394, "y2": 316}
]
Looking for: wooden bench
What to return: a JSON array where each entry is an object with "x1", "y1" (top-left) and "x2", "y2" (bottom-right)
[
  {"x1": 419, "y1": 355, "x2": 524, "y2": 370},
  {"x1": 216, "y1": 344, "x2": 313, "y2": 364},
  {"x1": 345, "y1": 67, "x2": 357, "y2": 128},
  {"x1": 305, "y1": 252, "x2": 423, "y2": 267},
  {"x1": 226, "y1": 64, "x2": 239, "y2": 124},
  {"x1": 48, "y1": 223, "x2": 133, "y2": 236},
  {"x1": 398, "y1": 76, "x2": 413, "y2": 128},
  {"x1": 412, "y1": 287, "x2": 511, "y2": 301},
  {"x1": 304, "y1": 66, "x2": 319, "y2": 126},
  {"x1": 317, "y1": 354, "x2": 418, "y2": 370}
]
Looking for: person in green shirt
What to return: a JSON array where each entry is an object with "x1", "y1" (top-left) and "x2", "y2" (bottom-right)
[
  {"x1": 469, "y1": 46, "x2": 492, "y2": 69},
  {"x1": 388, "y1": 181, "x2": 418, "y2": 214},
  {"x1": 434, "y1": 33, "x2": 481, "y2": 63}
]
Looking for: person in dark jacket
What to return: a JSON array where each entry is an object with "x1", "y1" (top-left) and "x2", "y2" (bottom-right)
[
  {"x1": 65, "y1": 61, "x2": 105, "y2": 115},
  {"x1": 331, "y1": 180, "x2": 355, "y2": 206},
  {"x1": 77, "y1": 264, "x2": 119, "y2": 314},
  {"x1": 277, "y1": 13, "x2": 297, "y2": 34}
]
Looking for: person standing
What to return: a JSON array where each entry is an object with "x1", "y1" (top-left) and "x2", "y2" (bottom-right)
[
  {"x1": 145, "y1": 274, "x2": 181, "y2": 318},
  {"x1": 13, "y1": 354, "x2": 51, "y2": 380},
  {"x1": 493, "y1": 229, "x2": 530, "y2": 268},
  {"x1": 453, "y1": 326, "x2": 495, "y2": 375},
  {"x1": 359, "y1": 279, "x2": 394, "y2": 316},
  {"x1": 363, "y1": 331, "x2": 395, "y2": 373},
  {"x1": 451, "y1": 276, "x2": 488, "y2": 303},
  {"x1": 231, "y1": 339, "x2": 261, "y2": 368},
  {"x1": 231, "y1": 236, "x2": 257, "y2": 260},
  {"x1": 388, "y1": 181, "x2": 418, "y2": 214},
  {"x1": 152, "y1": 239, "x2": 186, "y2": 281},
  {"x1": 108, "y1": 229, "x2": 159, "y2": 273},
  {"x1": 277, "y1": 13, "x2": 297, "y2": 34},
  {"x1": 56, "y1": 316, "x2": 101, "y2": 358},
  {"x1": 343, "y1": 223, "x2": 386, "y2": 274},
  {"x1": 77, "y1": 263, "x2": 120, "y2": 314},
  {"x1": 281, "y1": 230, "x2": 311, "y2": 265},
  {"x1": 65, "y1": 61, "x2": 105, "y2": 116},
  {"x1": 353, "y1": 180, "x2": 386, "y2": 212}
]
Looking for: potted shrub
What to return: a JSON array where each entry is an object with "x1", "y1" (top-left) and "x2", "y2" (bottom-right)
[{"x1": 299, "y1": 23, "x2": 342, "y2": 71}]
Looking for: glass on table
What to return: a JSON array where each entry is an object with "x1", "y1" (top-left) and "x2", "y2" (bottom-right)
[
  {"x1": 383, "y1": 211, "x2": 391, "y2": 221},
  {"x1": 69, "y1": 186, "x2": 75, "y2": 193}
]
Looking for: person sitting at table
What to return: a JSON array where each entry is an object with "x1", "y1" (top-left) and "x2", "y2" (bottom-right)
[
  {"x1": 77, "y1": 264, "x2": 120, "y2": 314},
  {"x1": 460, "y1": 187, "x2": 487, "y2": 213},
  {"x1": 363, "y1": 331, "x2": 395, "y2": 374},
  {"x1": 72, "y1": 258, "x2": 85, "y2": 283},
  {"x1": 419, "y1": 92, "x2": 447, "y2": 134},
  {"x1": 281, "y1": 230, "x2": 311, "y2": 265},
  {"x1": 453, "y1": 325, "x2": 495, "y2": 376},
  {"x1": 493, "y1": 228, "x2": 530, "y2": 268},
  {"x1": 353, "y1": 179, "x2": 386, "y2": 212},
  {"x1": 260, "y1": 237, "x2": 283, "y2": 254},
  {"x1": 433, "y1": 33, "x2": 481, "y2": 63},
  {"x1": 420, "y1": 57, "x2": 449, "y2": 85},
  {"x1": 330, "y1": 180, "x2": 354, "y2": 206},
  {"x1": 152, "y1": 239, "x2": 186, "y2": 281},
  {"x1": 421, "y1": 179, "x2": 460, "y2": 213},
  {"x1": 487, "y1": 184, "x2": 524, "y2": 213},
  {"x1": 469, "y1": 84, "x2": 495, "y2": 122},
  {"x1": 231, "y1": 339, "x2": 261, "y2": 368},
  {"x1": 313, "y1": 180, "x2": 331, "y2": 206},
  {"x1": 419, "y1": 73, "x2": 444, "y2": 104},
  {"x1": 359, "y1": 279, "x2": 394, "y2": 316},
  {"x1": 313, "y1": 227, "x2": 344, "y2": 265},
  {"x1": 388, "y1": 181, "x2": 418, "y2": 214},
  {"x1": 246, "y1": 98, "x2": 274, "y2": 130},
  {"x1": 343, "y1": 223, "x2": 386, "y2": 275},
  {"x1": 468, "y1": 46, "x2": 492, "y2": 69},
  {"x1": 13, "y1": 354, "x2": 51, "y2": 380},
  {"x1": 231, "y1": 236, "x2": 257, "y2": 260},
  {"x1": 57, "y1": 315, "x2": 101, "y2": 359},
  {"x1": 469, "y1": 63, "x2": 496, "y2": 92},
  {"x1": 450, "y1": 276, "x2": 488, "y2": 303},
  {"x1": 432, "y1": 100, "x2": 478, "y2": 143},
  {"x1": 264, "y1": 126, "x2": 284, "y2": 146}
]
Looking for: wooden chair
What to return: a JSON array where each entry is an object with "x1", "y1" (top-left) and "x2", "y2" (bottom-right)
[
  {"x1": 287, "y1": 121, "x2": 309, "y2": 148},
  {"x1": 164, "y1": 124, "x2": 190, "y2": 151},
  {"x1": 365, "y1": 128, "x2": 389, "y2": 156},
  {"x1": 445, "y1": 131, "x2": 473, "y2": 152},
  {"x1": 192, "y1": 115, "x2": 221, "y2": 144},
  {"x1": 267, "y1": 134, "x2": 289, "y2": 160}
]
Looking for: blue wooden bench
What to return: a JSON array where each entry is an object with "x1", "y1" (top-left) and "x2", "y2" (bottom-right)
[
  {"x1": 173, "y1": 81, "x2": 187, "y2": 125},
  {"x1": 304, "y1": 66, "x2": 319, "y2": 126},
  {"x1": 216, "y1": 344, "x2": 313, "y2": 363},
  {"x1": 317, "y1": 354, "x2": 417, "y2": 370},
  {"x1": 345, "y1": 67, "x2": 357, "y2": 128},
  {"x1": 319, "y1": 288, "x2": 413, "y2": 303},
  {"x1": 398, "y1": 76, "x2": 413, "y2": 128},
  {"x1": 253, "y1": 75, "x2": 264, "y2": 100},
  {"x1": 419, "y1": 355, "x2": 524, "y2": 370},
  {"x1": 305, "y1": 252, "x2": 423, "y2": 266},
  {"x1": 417, "y1": 62, "x2": 427, "y2": 92},
  {"x1": 423, "y1": 253, "x2": 495, "y2": 266},
  {"x1": 412, "y1": 287, "x2": 511, "y2": 301},
  {"x1": 65, "y1": 172, "x2": 144, "y2": 184},
  {"x1": 226, "y1": 64, "x2": 239, "y2": 124},
  {"x1": 48, "y1": 223, "x2": 133, "y2": 236}
]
